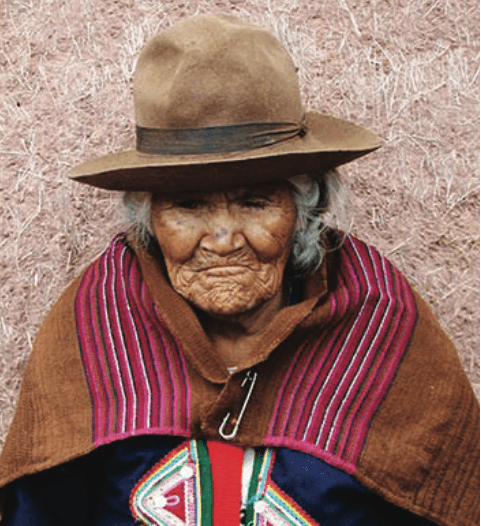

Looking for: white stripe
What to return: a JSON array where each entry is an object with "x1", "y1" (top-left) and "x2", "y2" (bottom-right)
[
  {"x1": 101, "y1": 245, "x2": 128, "y2": 434},
  {"x1": 324, "y1": 246, "x2": 394, "y2": 450},
  {"x1": 303, "y1": 238, "x2": 371, "y2": 444},
  {"x1": 109, "y1": 245, "x2": 137, "y2": 433},
  {"x1": 241, "y1": 447, "x2": 255, "y2": 507},
  {"x1": 120, "y1": 253, "x2": 153, "y2": 429}
]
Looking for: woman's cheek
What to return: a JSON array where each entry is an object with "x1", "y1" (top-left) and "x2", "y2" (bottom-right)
[{"x1": 247, "y1": 223, "x2": 293, "y2": 260}]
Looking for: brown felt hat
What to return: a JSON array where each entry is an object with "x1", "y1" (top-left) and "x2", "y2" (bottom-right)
[{"x1": 69, "y1": 14, "x2": 382, "y2": 194}]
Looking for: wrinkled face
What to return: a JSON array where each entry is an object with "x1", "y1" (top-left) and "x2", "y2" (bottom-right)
[{"x1": 151, "y1": 183, "x2": 298, "y2": 317}]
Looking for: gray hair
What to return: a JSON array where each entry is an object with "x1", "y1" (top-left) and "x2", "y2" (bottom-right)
[{"x1": 121, "y1": 169, "x2": 346, "y2": 275}]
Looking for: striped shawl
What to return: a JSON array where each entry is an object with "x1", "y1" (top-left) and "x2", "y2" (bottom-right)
[{"x1": 0, "y1": 233, "x2": 478, "y2": 525}]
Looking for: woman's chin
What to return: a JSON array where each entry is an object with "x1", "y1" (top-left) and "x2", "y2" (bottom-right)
[
  {"x1": 191, "y1": 297, "x2": 262, "y2": 318},
  {"x1": 181, "y1": 289, "x2": 272, "y2": 318}
]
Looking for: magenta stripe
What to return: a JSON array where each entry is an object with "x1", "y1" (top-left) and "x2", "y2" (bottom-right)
[
  {"x1": 291, "y1": 309, "x2": 352, "y2": 437},
  {"x1": 75, "y1": 235, "x2": 191, "y2": 445},
  {"x1": 266, "y1": 235, "x2": 417, "y2": 468},
  {"x1": 305, "y1": 242, "x2": 378, "y2": 445},
  {"x1": 135, "y1": 280, "x2": 164, "y2": 427},
  {"x1": 352, "y1": 269, "x2": 417, "y2": 450},
  {"x1": 324, "y1": 246, "x2": 398, "y2": 456},
  {"x1": 349, "y1": 255, "x2": 417, "y2": 457},
  {"x1": 122, "y1": 254, "x2": 151, "y2": 430},
  {"x1": 335, "y1": 254, "x2": 404, "y2": 459},
  {"x1": 102, "y1": 245, "x2": 130, "y2": 433},
  {"x1": 127, "y1": 268, "x2": 155, "y2": 429},
  {"x1": 317, "y1": 242, "x2": 390, "y2": 445},
  {"x1": 270, "y1": 275, "x2": 349, "y2": 438},
  {"x1": 319, "y1": 243, "x2": 392, "y2": 450},
  {"x1": 90, "y1": 252, "x2": 120, "y2": 438},
  {"x1": 271, "y1": 270, "x2": 359, "y2": 439},
  {"x1": 111, "y1": 247, "x2": 138, "y2": 432},
  {"x1": 76, "y1": 260, "x2": 109, "y2": 439}
]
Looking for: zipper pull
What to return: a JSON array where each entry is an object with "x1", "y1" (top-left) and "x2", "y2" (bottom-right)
[{"x1": 218, "y1": 370, "x2": 258, "y2": 440}]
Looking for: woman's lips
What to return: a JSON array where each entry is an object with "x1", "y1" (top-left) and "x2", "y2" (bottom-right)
[{"x1": 201, "y1": 265, "x2": 249, "y2": 276}]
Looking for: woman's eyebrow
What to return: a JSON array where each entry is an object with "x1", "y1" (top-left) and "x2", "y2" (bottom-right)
[{"x1": 229, "y1": 187, "x2": 275, "y2": 199}]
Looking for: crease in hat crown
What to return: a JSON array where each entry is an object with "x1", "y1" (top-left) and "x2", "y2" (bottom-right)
[
  {"x1": 69, "y1": 14, "x2": 383, "y2": 193},
  {"x1": 134, "y1": 14, "x2": 303, "y2": 130}
]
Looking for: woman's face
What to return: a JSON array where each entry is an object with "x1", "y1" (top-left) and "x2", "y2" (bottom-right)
[{"x1": 151, "y1": 182, "x2": 298, "y2": 317}]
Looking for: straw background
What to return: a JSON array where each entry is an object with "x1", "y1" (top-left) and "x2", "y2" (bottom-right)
[{"x1": 0, "y1": 0, "x2": 479, "y2": 448}]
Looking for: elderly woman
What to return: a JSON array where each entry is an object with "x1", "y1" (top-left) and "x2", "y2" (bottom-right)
[{"x1": 0, "y1": 14, "x2": 478, "y2": 526}]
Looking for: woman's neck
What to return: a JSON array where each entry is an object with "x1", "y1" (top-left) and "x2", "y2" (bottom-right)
[{"x1": 195, "y1": 287, "x2": 287, "y2": 370}]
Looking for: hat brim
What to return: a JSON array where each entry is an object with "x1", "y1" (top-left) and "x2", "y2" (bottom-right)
[{"x1": 69, "y1": 111, "x2": 382, "y2": 193}]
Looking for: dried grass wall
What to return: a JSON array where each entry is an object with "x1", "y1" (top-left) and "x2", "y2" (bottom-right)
[{"x1": 0, "y1": 0, "x2": 479, "y2": 447}]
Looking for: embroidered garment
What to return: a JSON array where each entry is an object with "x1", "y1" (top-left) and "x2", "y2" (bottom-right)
[
  {"x1": 2, "y1": 436, "x2": 437, "y2": 525},
  {"x1": 0, "y1": 233, "x2": 478, "y2": 526}
]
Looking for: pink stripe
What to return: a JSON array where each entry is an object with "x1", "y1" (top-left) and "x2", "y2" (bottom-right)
[
  {"x1": 293, "y1": 314, "x2": 350, "y2": 437},
  {"x1": 268, "y1": 341, "x2": 310, "y2": 436},
  {"x1": 320, "y1": 243, "x2": 392, "y2": 450},
  {"x1": 271, "y1": 269, "x2": 358, "y2": 439},
  {"x1": 335, "y1": 254, "x2": 402, "y2": 458},
  {"x1": 128, "y1": 274, "x2": 155, "y2": 429},
  {"x1": 111, "y1": 247, "x2": 138, "y2": 432},
  {"x1": 89, "y1": 253, "x2": 120, "y2": 438},
  {"x1": 102, "y1": 245, "x2": 130, "y2": 433},
  {"x1": 266, "y1": 235, "x2": 417, "y2": 468},
  {"x1": 306, "y1": 242, "x2": 377, "y2": 444},
  {"x1": 351, "y1": 270, "x2": 416, "y2": 457},
  {"x1": 76, "y1": 260, "x2": 109, "y2": 439},
  {"x1": 136, "y1": 281, "x2": 164, "y2": 427},
  {"x1": 324, "y1": 246, "x2": 397, "y2": 455},
  {"x1": 346, "y1": 255, "x2": 416, "y2": 461},
  {"x1": 75, "y1": 235, "x2": 191, "y2": 445}
]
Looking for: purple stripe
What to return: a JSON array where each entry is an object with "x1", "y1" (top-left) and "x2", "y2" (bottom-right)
[
  {"x1": 75, "y1": 235, "x2": 191, "y2": 445},
  {"x1": 324, "y1": 245, "x2": 398, "y2": 456},
  {"x1": 305, "y1": 241, "x2": 378, "y2": 445},
  {"x1": 266, "y1": 235, "x2": 417, "y2": 467},
  {"x1": 76, "y1": 259, "x2": 109, "y2": 439},
  {"x1": 102, "y1": 244, "x2": 129, "y2": 434},
  {"x1": 336, "y1": 254, "x2": 403, "y2": 458},
  {"x1": 319, "y1": 242, "x2": 391, "y2": 450}
]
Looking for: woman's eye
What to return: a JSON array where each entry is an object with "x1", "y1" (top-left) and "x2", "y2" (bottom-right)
[
  {"x1": 175, "y1": 200, "x2": 204, "y2": 210},
  {"x1": 242, "y1": 199, "x2": 267, "y2": 209}
]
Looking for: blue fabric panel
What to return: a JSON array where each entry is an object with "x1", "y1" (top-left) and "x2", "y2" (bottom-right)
[
  {"x1": 92, "y1": 435, "x2": 182, "y2": 524},
  {"x1": 2, "y1": 438, "x2": 436, "y2": 525},
  {"x1": 2, "y1": 435, "x2": 182, "y2": 526},
  {"x1": 271, "y1": 448, "x2": 435, "y2": 526}
]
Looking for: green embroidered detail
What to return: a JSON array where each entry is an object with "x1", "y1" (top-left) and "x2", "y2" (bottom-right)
[
  {"x1": 196, "y1": 440, "x2": 213, "y2": 526},
  {"x1": 246, "y1": 449, "x2": 318, "y2": 526},
  {"x1": 245, "y1": 448, "x2": 269, "y2": 525},
  {"x1": 130, "y1": 440, "x2": 213, "y2": 526},
  {"x1": 131, "y1": 441, "x2": 317, "y2": 525}
]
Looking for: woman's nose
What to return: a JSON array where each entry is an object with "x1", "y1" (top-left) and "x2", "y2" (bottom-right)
[{"x1": 199, "y1": 212, "x2": 245, "y2": 255}]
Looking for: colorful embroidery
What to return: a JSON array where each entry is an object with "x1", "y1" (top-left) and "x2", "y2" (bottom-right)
[
  {"x1": 247, "y1": 449, "x2": 318, "y2": 526},
  {"x1": 267, "y1": 235, "x2": 418, "y2": 470},
  {"x1": 75, "y1": 235, "x2": 191, "y2": 446},
  {"x1": 130, "y1": 440, "x2": 212, "y2": 526}
]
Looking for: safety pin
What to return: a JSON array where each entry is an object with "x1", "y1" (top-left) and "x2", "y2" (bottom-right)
[{"x1": 218, "y1": 370, "x2": 258, "y2": 440}]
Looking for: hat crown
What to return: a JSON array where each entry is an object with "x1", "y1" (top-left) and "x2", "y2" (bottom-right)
[{"x1": 133, "y1": 15, "x2": 303, "y2": 129}]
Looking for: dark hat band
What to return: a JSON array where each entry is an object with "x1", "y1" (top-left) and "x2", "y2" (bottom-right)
[{"x1": 136, "y1": 121, "x2": 306, "y2": 155}]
